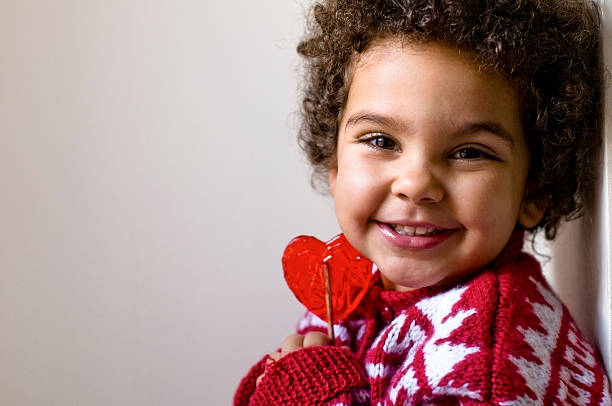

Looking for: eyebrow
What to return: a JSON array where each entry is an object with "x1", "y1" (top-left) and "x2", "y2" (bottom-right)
[
  {"x1": 344, "y1": 111, "x2": 515, "y2": 148},
  {"x1": 345, "y1": 112, "x2": 411, "y2": 133}
]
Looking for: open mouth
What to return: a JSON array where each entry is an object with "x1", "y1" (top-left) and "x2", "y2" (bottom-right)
[{"x1": 388, "y1": 224, "x2": 445, "y2": 237}]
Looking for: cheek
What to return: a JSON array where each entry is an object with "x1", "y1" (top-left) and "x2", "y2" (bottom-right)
[
  {"x1": 453, "y1": 172, "x2": 519, "y2": 228},
  {"x1": 334, "y1": 159, "x2": 385, "y2": 222}
]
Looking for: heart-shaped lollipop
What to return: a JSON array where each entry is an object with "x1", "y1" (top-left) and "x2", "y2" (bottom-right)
[{"x1": 282, "y1": 234, "x2": 377, "y2": 324}]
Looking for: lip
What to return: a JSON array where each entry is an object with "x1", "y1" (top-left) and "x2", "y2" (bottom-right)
[
  {"x1": 382, "y1": 221, "x2": 444, "y2": 228},
  {"x1": 376, "y1": 221, "x2": 458, "y2": 250}
]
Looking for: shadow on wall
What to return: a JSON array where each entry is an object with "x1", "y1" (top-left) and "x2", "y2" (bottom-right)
[{"x1": 548, "y1": 143, "x2": 610, "y2": 373}]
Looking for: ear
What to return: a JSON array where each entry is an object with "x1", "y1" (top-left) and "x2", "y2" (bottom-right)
[
  {"x1": 328, "y1": 167, "x2": 338, "y2": 197},
  {"x1": 518, "y1": 196, "x2": 546, "y2": 228}
]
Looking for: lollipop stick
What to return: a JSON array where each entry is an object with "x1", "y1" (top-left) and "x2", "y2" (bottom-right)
[{"x1": 322, "y1": 263, "x2": 335, "y2": 342}]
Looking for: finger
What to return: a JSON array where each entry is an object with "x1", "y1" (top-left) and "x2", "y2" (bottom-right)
[
  {"x1": 267, "y1": 351, "x2": 281, "y2": 363},
  {"x1": 303, "y1": 331, "x2": 331, "y2": 348},
  {"x1": 257, "y1": 351, "x2": 282, "y2": 387},
  {"x1": 280, "y1": 334, "x2": 304, "y2": 354}
]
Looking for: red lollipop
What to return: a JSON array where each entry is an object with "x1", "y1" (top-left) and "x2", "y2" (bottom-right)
[{"x1": 282, "y1": 234, "x2": 377, "y2": 336}]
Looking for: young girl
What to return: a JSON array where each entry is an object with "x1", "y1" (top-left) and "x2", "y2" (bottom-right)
[{"x1": 235, "y1": 0, "x2": 609, "y2": 404}]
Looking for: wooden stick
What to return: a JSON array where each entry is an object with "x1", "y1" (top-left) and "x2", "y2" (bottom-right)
[{"x1": 322, "y1": 263, "x2": 335, "y2": 342}]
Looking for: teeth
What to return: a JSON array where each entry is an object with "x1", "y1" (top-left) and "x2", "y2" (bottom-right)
[{"x1": 391, "y1": 224, "x2": 440, "y2": 236}]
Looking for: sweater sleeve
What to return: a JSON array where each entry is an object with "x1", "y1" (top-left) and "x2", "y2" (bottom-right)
[
  {"x1": 239, "y1": 345, "x2": 368, "y2": 405},
  {"x1": 233, "y1": 355, "x2": 268, "y2": 406}
]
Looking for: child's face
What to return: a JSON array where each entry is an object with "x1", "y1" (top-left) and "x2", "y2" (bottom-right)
[{"x1": 329, "y1": 39, "x2": 544, "y2": 291}]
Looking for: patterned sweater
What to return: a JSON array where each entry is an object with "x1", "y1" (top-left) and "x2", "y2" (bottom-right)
[{"x1": 234, "y1": 237, "x2": 611, "y2": 405}]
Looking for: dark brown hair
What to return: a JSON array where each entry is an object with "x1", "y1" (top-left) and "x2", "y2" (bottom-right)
[{"x1": 296, "y1": 0, "x2": 601, "y2": 239}]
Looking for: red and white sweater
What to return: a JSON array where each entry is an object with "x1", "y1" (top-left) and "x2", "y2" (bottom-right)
[{"x1": 235, "y1": 237, "x2": 611, "y2": 405}]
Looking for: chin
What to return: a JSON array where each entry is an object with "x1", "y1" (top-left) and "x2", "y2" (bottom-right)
[{"x1": 381, "y1": 270, "x2": 441, "y2": 291}]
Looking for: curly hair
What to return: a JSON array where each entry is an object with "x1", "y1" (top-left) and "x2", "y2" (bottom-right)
[{"x1": 296, "y1": 0, "x2": 601, "y2": 240}]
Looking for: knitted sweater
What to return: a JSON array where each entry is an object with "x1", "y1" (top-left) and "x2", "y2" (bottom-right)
[{"x1": 234, "y1": 237, "x2": 611, "y2": 405}]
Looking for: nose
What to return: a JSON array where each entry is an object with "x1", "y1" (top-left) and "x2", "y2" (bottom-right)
[{"x1": 390, "y1": 156, "x2": 444, "y2": 204}]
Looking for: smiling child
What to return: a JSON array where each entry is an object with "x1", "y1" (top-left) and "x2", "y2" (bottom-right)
[{"x1": 235, "y1": 0, "x2": 610, "y2": 405}]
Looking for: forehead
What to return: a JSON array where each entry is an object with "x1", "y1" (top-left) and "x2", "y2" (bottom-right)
[
  {"x1": 350, "y1": 39, "x2": 515, "y2": 102},
  {"x1": 341, "y1": 39, "x2": 523, "y2": 139},
  {"x1": 351, "y1": 37, "x2": 512, "y2": 88}
]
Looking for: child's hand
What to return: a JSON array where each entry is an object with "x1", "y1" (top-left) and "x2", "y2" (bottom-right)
[
  {"x1": 255, "y1": 331, "x2": 331, "y2": 386},
  {"x1": 271, "y1": 331, "x2": 331, "y2": 360}
]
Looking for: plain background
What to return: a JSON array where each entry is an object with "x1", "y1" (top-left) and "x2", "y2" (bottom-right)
[{"x1": 0, "y1": 1, "x2": 610, "y2": 405}]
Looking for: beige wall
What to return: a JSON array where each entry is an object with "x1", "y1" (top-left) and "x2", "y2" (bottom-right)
[
  {"x1": 0, "y1": 1, "x2": 336, "y2": 404},
  {"x1": 0, "y1": 1, "x2": 610, "y2": 405}
]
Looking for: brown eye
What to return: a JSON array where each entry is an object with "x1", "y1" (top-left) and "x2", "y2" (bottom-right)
[
  {"x1": 451, "y1": 146, "x2": 498, "y2": 161},
  {"x1": 365, "y1": 135, "x2": 397, "y2": 151},
  {"x1": 458, "y1": 147, "x2": 484, "y2": 159}
]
